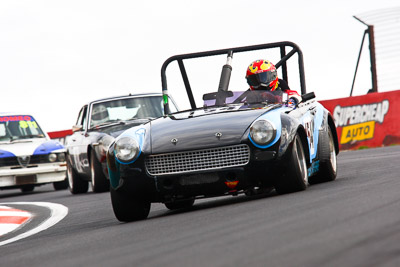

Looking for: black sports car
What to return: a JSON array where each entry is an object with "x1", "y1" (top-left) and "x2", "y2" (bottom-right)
[
  {"x1": 107, "y1": 42, "x2": 339, "y2": 221},
  {"x1": 65, "y1": 93, "x2": 178, "y2": 194}
]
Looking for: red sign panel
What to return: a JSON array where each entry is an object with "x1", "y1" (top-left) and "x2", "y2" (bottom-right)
[
  {"x1": 320, "y1": 90, "x2": 400, "y2": 150},
  {"x1": 47, "y1": 129, "x2": 73, "y2": 139}
]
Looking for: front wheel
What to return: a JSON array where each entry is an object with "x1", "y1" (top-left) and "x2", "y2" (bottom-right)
[
  {"x1": 110, "y1": 186, "x2": 151, "y2": 222},
  {"x1": 67, "y1": 161, "x2": 88, "y2": 194},
  {"x1": 309, "y1": 126, "x2": 337, "y2": 184},
  {"x1": 90, "y1": 150, "x2": 109, "y2": 193},
  {"x1": 53, "y1": 178, "x2": 68, "y2": 190},
  {"x1": 274, "y1": 133, "x2": 308, "y2": 194}
]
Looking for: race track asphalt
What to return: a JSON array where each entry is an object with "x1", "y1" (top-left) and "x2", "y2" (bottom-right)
[{"x1": 1, "y1": 145, "x2": 400, "y2": 267}]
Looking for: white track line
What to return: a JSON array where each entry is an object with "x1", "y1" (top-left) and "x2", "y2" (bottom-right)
[{"x1": 0, "y1": 202, "x2": 68, "y2": 247}]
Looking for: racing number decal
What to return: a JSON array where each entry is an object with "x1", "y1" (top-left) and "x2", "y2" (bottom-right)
[
  {"x1": 19, "y1": 121, "x2": 38, "y2": 129},
  {"x1": 304, "y1": 118, "x2": 315, "y2": 155}
]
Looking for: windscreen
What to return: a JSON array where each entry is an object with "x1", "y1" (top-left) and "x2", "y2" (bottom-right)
[
  {"x1": 90, "y1": 96, "x2": 178, "y2": 128},
  {"x1": 0, "y1": 115, "x2": 45, "y2": 141},
  {"x1": 203, "y1": 90, "x2": 284, "y2": 107}
]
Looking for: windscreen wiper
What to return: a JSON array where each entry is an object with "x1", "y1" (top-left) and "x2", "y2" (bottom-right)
[
  {"x1": 94, "y1": 120, "x2": 125, "y2": 128},
  {"x1": 126, "y1": 117, "x2": 153, "y2": 122}
]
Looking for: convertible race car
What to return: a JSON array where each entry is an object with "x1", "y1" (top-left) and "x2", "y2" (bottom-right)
[
  {"x1": 65, "y1": 93, "x2": 178, "y2": 194},
  {"x1": 107, "y1": 42, "x2": 339, "y2": 222}
]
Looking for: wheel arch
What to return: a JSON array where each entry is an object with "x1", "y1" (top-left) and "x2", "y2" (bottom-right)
[
  {"x1": 296, "y1": 125, "x2": 311, "y2": 167},
  {"x1": 87, "y1": 144, "x2": 100, "y2": 168},
  {"x1": 327, "y1": 113, "x2": 339, "y2": 155},
  {"x1": 87, "y1": 145, "x2": 93, "y2": 167}
]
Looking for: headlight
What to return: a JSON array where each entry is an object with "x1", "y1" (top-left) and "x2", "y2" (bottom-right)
[
  {"x1": 49, "y1": 152, "x2": 66, "y2": 162},
  {"x1": 250, "y1": 120, "x2": 276, "y2": 145},
  {"x1": 114, "y1": 136, "x2": 139, "y2": 163},
  {"x1": 49, "y1": 153, "x2": 57, "y2": 162},
  {"x1": 58, "y1": 152, "x2": 66, "y2": 162}
]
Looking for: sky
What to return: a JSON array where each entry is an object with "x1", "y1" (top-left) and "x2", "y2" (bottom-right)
[{"x1": 1, "y1": 0, "x2": 399, "y2": 132}]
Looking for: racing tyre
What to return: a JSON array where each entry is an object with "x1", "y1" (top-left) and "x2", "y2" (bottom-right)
[
  {"x1": 309, "y1": 126, "x2": 337, "y2": 184},
  {"x1": 53, "y1": 178, "x2": 68, "y2": 190},
  {"x1": 67, "y1": 161, "x2": 89, "y2": 194},
  {"x1": 165, "y1": 199, "x2": 195, "y2": 210},
  {"x1": 90, "y1": 150, "x2": 109, "y2": 193},
  {"x1": 274, "y1": 133, "x2": 308, "y2": 194},
  {"x1": 110, "y1": 186, "x2": 151, "y2": 222}
]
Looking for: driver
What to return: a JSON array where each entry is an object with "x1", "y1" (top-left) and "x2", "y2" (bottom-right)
[
  {"x1": 245, "y1": 59, "x2": 302, "y2": 105},
  {"x1": 91, "y1": 104, "x2": 109, "y2": 127}
]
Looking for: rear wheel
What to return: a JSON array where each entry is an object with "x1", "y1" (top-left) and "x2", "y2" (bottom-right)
[
  {"x1": 309, "y1": 126, "x2": 337, "y2": 184},
  {"x1": 165, "y1": 199, "x2": 195, "y2": 210},
  {"x1": 110, "y1": 186, "x2": 151, "y2": 222},
  {"x1": 274, "y1": 133, "x2": 308, "y2": 194},
  {"x1": 90, "y1": 150, "x2": 109, "y2": 193},
  {"x1": 67, "y1": 161, "x2": 89, "y2": 194}
]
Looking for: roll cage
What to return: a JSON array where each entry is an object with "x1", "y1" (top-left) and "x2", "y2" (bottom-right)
[{"x1": 161, "y1": 41, "x2": 307, "y2": 115}]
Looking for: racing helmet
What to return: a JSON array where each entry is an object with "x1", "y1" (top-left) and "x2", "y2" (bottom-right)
[
  {"x1": 246, "y1": 59, "x2": 278, "y2": 91},
  {"x1": 91, "y1": 104, "x2": 109, "y2": 126}
]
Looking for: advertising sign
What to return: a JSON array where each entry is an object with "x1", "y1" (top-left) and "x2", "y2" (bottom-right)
[{"x1": 320, "y1": 90, "x2": 400, "y2": 150}]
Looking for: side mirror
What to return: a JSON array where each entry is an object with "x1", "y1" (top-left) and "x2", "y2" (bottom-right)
[{"x1": 72, "y1": 125, "x2": 83, "y2": 133}]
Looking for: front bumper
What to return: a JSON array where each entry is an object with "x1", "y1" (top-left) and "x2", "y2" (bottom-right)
[
  {"x1": 108, "y1": 141, "x2": 282, "y2": 200},
  {"x1": 0, "y1": 163, "x2": 67, "y2": 187}
]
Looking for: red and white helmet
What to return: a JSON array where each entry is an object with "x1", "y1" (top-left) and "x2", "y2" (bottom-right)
[{"x1": 246, "y1": 59, "x2": 278, "y2": 91}]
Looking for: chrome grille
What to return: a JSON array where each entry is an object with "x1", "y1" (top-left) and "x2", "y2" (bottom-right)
[{"x1": 145, "y1": 144, "x2": 250, "y2": 176}]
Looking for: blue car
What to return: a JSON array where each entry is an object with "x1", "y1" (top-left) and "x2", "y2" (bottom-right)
[
  {"x1": 0, "y1": 113, "x2": 67, "y2": 192},
  {"x1": 107, "y1": 42, "x2": 339, "y2": 222}
]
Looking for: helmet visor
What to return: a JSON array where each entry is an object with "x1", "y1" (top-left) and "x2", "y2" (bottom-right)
[{"x1": 247, "y1": 71, "x2": 277, "y2": 88}]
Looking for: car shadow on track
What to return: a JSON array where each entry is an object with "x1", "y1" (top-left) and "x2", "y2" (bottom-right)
[
  {"x1": 0, "y1": 189, "x2": 63, "y2": 199},
  {"x1": 148, "y1": 189, "x2": 278, "y2": 220}
]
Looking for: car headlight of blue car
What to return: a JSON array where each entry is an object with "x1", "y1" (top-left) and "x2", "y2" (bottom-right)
[
  {"x1": 250, "y1": 119, "x2": 276, "y2": 146},
  {"x1": 114, "y1": 136, "x2": 140, "y2": 163}
]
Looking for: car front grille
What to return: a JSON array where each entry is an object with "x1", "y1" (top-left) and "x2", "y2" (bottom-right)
[
  {"x1": 145, "y1": 144, "x2": 250, "y2": 176},
  {"x1": 0, "y1": 155, "x2": 49, "y2": 168}
]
